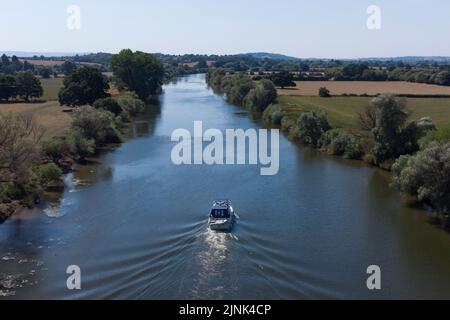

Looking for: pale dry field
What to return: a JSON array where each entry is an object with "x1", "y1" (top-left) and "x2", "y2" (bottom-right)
[
  {"x1": 0, "y1": 101, "x2": 72, "y2": 139},
  {"x1": 278, "y1": 81, "x2": 450, "y2": 96}
]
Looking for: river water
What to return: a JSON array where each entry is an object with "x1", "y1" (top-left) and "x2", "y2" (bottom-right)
[{"x1": 1, "y1": 74, "x2": 450, "y2": 299}]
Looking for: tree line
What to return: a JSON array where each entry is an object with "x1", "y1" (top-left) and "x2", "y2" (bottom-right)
[
  {"x1": 263, "y1": 94, "x2": 449, "y2": 214},
  {"x1": 206, "y1": 68, "x2": 277, "y2": 112},
  {"x1": 0, "y1": 49, "x2": 165, "y2": 221}
]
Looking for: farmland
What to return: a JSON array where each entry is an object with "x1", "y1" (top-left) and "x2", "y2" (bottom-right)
[
  {"x1": 277, "y1": 95, "x2": 450, "y2": 130},
  {"x1": 277, "y1": 81, "x2": 450, "y2": 96},
  {"x1": 40, "y1": 77, "x2": 64, "y2": 101},
  {"x1": 0, "y1": 101, "x2": 71, "y2": 139}
]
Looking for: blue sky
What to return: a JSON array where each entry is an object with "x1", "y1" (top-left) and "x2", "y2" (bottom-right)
[{"x1": 1, "y1": 0, "x2": 449, "y2": 58}]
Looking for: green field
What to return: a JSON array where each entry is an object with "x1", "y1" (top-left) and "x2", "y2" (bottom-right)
[
  {"x1": 40, "y1": 77, "x2": 64, "y2": 101},
  {"x1": 278, "y1": 96, "x2": 450, "y2": 130}
]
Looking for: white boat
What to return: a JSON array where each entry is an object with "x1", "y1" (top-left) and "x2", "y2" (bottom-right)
[{"x1": 208, "y1": 199, "x2": 235, "y2": 232}]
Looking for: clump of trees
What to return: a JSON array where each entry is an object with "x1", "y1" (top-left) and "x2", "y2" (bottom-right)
[
  {"x1": 0, "y1": 113, "x2": 53, "y2": 206},
  {"x1": 392, "y1": 142, "x2": 450, "y2": 213},
  {"x1": 58, "y1": 67, "x2": 110, "y2": 106},
  {"x1": 269, "y1": 71, "x2": 296, "y2": 89},
  {"x1": 111, "y1": 49, "x2": 165, "y2": 101},
  {"x1": 206, "y1": 68, "x2": 277, "y2": 112},
  {"x1": 296, "y1": 110, "x2": 331, "y2": 146},
  {"x1": 368, "y1": 94, "x2": 435, "y2": 166},
  {"x1": 0, "y1": 72, "x2": 43, "y2": 101}
]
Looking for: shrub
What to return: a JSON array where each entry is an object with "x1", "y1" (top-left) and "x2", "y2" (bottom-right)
[
  {"x1": 93, "y1": 97, "x2": 123, "y2": 116},
  {"x1": 318, "y1": 87, "x2": 331, "y2": 97},
  {"x1": 72, "y1": 106, "x2": 121, "y2": 146},
  {"x1": 69, "y1": 130, "x2": 95, "y2": 160},
  {"x1": 34, "y1": 163, "x2": 63, "y2": 186},
  {"x1": 392, "y1": 142, "x2": 450, "y2": 213},
  {"x1": 419, "y1": 124, "x2": 450, "y2": 149},
  {"x1": 117, "y1": 92, "x2": 145, "y2": 118},
  {"x1": 42, "y1": 136, "x2": 71, "y2": 163},
  {"x1": 320, "y1": 130, "x2": 363, "y2": 159},
  {"x1": 296, "y1": 110, "x2": 332, "y2": 146},
  {"x1": 243, "y1": 79, "x2": 277, "y2": 112}
]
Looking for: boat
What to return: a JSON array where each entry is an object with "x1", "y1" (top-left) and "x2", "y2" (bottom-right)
[{"x1": 208, "y1": 199, "x2": 235, "y2": 232}]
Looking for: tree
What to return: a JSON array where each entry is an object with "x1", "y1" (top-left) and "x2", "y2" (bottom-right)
[
  {"x1": 111, "y1": 49, "x2": 164, "y2": 100},
  {"x1": 0, "y1": 113, "x2": 43, "y2": 189},
  {"x1": 61, "y1": 61, "x2": 77, "y2": 75},
  {"x1": 71, "y1": 106, "x2": 121, "y2": 145},
  {"x1": 58, "y1": 67, "x2": 110, "y2": 107},
  {"x1": 318, "y1": 87, "x2": 331, "y2": 97},
  {"x1": 15, "y1": 72, "x2": 43, "y2": 101},
  {"x1": 0, "y1": 74, "x2": 17, "y2": 100},
  {"x1": 357, "y1": 104, "x2": 377, "y2": 131},
  {"x1": 370, "y1": 94, "x2": 433, "y2": 164},
  {"x1": 392, "y1": 142, "x2": 450, "y2": 213},
  {"x1": 243, "y1": 79, "x2": 277, "y2": 112},
  {"x1": 39, "y1": 67, "x2": 51, "y2": 79},
  {"x1": 93, "y1": 97, "x2": 123, "y2": 116},
  {"x1": 270, "y1": 71, "x2": 296, "y2": 88},
  {"x1": 297, "y1": 110, "x2": 331, "y2": 146}
]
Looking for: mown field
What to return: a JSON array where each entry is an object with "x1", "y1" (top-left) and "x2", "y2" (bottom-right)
[
  {"x1": 277, "y1": 96, "x2": 450, "y2": 130},
  {"x1": 40, "y1": 77, "x2": 64, "y2": 101},
  {"x1": 278, "y1": 81, "x2": 450, "y2": 96}
]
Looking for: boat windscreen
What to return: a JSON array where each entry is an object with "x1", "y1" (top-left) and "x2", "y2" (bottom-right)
[{"x1": 210, "y1": 209, "x2": 230, "y2": 219}]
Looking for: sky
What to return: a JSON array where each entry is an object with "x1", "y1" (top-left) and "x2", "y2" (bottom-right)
[{"x1": 1, "y1": 0, "x2": 450, "y2": 58}]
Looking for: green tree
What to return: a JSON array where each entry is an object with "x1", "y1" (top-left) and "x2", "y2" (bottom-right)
[
  {"x1": 111, "y1": 49, "x2": 164, "y2": 100},
  {"x1": 0, "y1": 74, "x2": 17, "y2": 100},
  {"x1": 270, "y1": 71, "x2": 296, "y2": 89},
  {"x1": 61, "y1": 61, "x2": 77, "y2": 75},
  {"x1": 392, "y1": 142, "x2": 450, "y2": 213},
  {"x1": 58, "y1": 67, "x2": 110, "y2": 107},
  {"x1": 39, "y1": 67, "x2": 51, "y2": 79},
  {"x1": 93, "y1": 97, "x2": 123, "y2": 116},
  {"x1": 15, "y1": 72, "x2": 43, "y2": 101},
  {"x1": 243, "y1": 79, "x2": 277, "y2": 112},
  {"x1": 71, "y1": 106, "x2": 121, "y2": 145},
  {"x1": 297, "y1": 110, "x2": 331, "y2": 146},
  {"x1": 318, "y1": 87, "x2": 331, "y2": 97}
]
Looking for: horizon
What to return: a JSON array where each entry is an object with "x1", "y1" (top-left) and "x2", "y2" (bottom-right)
[
  {"x1": 2, "y1": 50, "x2": 450, "y2": 61},
  {"x1": 1, "y1": 0, "x2": 450, "y2": 58}
]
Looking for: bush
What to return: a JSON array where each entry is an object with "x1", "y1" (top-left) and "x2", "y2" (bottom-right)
[
  {"x1": 69, "y1": 130, "x2": 95, "y2": 160},
  {"x1": 42, "y1": 136, "x2": 72, "y2": 163},
  {"x1": 318, "y1": 87, "x2": 331, "y2": 97},
  {"x1": 34, "y1": 163, "x2": 63, "y2": 186},
  {"x1": 227, "y1": 76, "x2": 255, "y2": 106},
  {"x1": 392, "y1": 142, "x2": 450, "y2": 213},
  {"x1": 93, "y1": 97, "x2": 123, "y2": 116},
  {"x1": 320, "y1": 130, "x2": 363, "y2": 159},
  {"x1": 117, "y1": 92, "x2": 146, "y2": 119},
  {"x1": 296, "y1": 110, "x2": 331, "y2": 146},
  {"x1": 243, "y1": 79, "x2": 277, "y2": 112},
  {"x1": 419, "y1": 124, "x2": 450, "y2": 149},
  {"x1": 263, "y1": 104, "x2": 286, "y2": 126},
  {"x1": 72, "y1": 106, "x2": 122, "y2": 146}
]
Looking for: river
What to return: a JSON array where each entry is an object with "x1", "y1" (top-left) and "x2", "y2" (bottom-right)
[{"x1": 1, "y1": 74, "x2": 450, "y2": 299}]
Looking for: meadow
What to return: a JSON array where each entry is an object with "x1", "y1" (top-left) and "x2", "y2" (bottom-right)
[
  {"x1": 277, "y1": 96, "x2": 450, "y2": 130},
  {"x1": 278, "y1": 81, "x2": 450, "y2": 96}
]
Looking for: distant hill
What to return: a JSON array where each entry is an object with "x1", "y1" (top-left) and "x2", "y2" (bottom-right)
[
  {"x1": 0, "y1": 51, "x2": 90, "y2": 58},
  {"x1": 244, "y1": 52, "x2": 301, "y2": 61}
]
